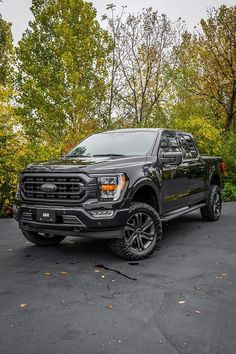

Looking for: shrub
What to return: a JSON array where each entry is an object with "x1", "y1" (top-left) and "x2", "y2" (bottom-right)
[{"x1": 222, "y1": 182, "x2": 236, "y2": 202}]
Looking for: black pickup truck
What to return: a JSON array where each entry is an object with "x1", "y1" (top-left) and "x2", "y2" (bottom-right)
[{"x1": 14, "y1": 129, "x2": 225, "y2": 260}]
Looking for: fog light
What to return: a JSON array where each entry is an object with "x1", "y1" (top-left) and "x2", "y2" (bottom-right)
[{"x1": 90, "y1": 210, "x2": 114, "y2": 218}]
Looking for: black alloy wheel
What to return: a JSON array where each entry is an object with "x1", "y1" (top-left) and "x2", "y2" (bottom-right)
[
  {"x1": 201, "y1": 185, "x2": 222, "y2": 221},
  {"x1": 109, "y1": 202, "x2": 162, "y2": 260},
  {"x1": 125, "y1": 212, "x2": 156, "y2": 252}
]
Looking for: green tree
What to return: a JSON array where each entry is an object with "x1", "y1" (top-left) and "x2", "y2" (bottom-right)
[
  {"x1": 0, "y1": 13, "x2": 16, "y2": 214},
  {"x1": 0, "y1": 9, "x2": 14, "y2": 85},
  {"x1": 16, "y1": 0, "x2": 110, "y2": 145},
  {"x1": 175, "y1": 5, "x2": 236, "y2": 133},
  {"x1": 104, "y1": 7, "x2": 184, "y2": 125}
]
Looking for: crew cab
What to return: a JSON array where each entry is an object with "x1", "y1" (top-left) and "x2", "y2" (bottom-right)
[{"x1": 14, "y1": 129, "x2": 225, "y2": 260}]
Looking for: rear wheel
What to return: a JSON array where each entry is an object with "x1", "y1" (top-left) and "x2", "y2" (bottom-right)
[
  {"x1": 22, "y1": 230, "x2": 66, "y2": 246},
  {"x1": 201, "y1": 185, "x2": 222, "y2": 221},
  {"x1": 109, "y1": 202, "x2": 162, "y2": 260}
]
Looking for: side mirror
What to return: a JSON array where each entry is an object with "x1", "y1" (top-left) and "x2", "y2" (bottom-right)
[{"x1": 160, "y1": 151, "x2": 183, "y2": 165}]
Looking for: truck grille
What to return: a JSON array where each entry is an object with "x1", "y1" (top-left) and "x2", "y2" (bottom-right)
[{"x1": 21, "y1": 173, "x2": 97, "y2": 204}]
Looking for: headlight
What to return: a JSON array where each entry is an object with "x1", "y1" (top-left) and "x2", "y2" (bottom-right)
[{"x1": 98, "y1": 174, "x2": 126, "y2": 201}]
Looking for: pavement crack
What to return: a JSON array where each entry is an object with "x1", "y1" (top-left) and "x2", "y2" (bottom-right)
[{"x1": 94, "y1": 264, "x2": 137, "y2": 281}]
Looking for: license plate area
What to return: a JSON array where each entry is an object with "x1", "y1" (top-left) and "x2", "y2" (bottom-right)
[{"x1": 37, "y1": 209, "x2": 56, "y2": 223}]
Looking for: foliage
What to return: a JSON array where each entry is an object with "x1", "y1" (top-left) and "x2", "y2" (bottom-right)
[
  {"x1": 0, "y1": 86, "x2": 16, "y2": 216},
  {"x1": 104, "y1": 7, "x2": 185, "y2": 125},
  {"x1": 0, "y1": 15, "x2": 14, "y2": 85},
  {"x1": 16, "y1": 0, "x2": 110, "y2": 143},
  {"x1": 175, "y1": 5, "x2": 236, "y2": 133},
  {"x1": 220, "y1": 131, "x2": 236, "y2": 173},
  {"x1": 0, "y1": 16, "x2": 16, "y2": 216},
  {"x1": 222, "y1": 182, "x2": 236, "y2": 202}
]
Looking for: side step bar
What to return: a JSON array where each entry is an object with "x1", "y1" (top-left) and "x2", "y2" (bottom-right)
[{"x1": 161, "y1": 203, "x2": 206, "y2": 222}]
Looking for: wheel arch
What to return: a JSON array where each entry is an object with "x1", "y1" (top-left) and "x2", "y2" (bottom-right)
[
  {"x1": 128, "y1": 179, "x2": 160, "y2": 213},
  {"x1": 209, "y1": 171, "x2": 221, "y2": 188}
]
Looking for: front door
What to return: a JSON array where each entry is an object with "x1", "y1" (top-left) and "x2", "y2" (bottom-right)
[
  {"x1": 159, "y1": 131, "x2": 189, "y2": 213},
  {"x1": 177, "y1": 133, "x2": 206, "y2": 204}
]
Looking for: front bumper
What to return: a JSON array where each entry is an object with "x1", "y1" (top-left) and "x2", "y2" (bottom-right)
[{"x1": 14, "y1": 204, "x2": 129, "y2": 239}]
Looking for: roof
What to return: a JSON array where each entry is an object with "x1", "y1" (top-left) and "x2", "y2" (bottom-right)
[
  {"x1": 102, "y1": 128, "x2": 161, "y2": 134},
  {"x1": 100, "y1": 128, "x2": 194, "y2": 137}
]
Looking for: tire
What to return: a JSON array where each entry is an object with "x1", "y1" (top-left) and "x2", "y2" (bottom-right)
[
  {"x1": 22, "y1": 230, "x2": 66, "y2": 246},
  {"x1": 200, "y1": 185, "x2": 222, "y2": 221},
  {"x1": 109, "y1": 202, "x2": 162, "y2": 260}
]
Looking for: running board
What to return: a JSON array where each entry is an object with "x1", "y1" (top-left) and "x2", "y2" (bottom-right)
[{"x1": 161, "y1": 203, "x2": 206, "y2": 222}]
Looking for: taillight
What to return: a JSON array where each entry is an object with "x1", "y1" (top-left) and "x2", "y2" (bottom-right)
[{"x1": 220, "y1": 162, "x2": 227, "y2": 177}]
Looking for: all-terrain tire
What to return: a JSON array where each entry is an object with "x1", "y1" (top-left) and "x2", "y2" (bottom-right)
[
  {"x1": 200, "y1": 185, "x2": 222, "y2": 221},
  {"x1": 22, "y1": 230, "x2": 66, "y2": 246},
  {"x1": 109, "y1": 202, "x2": 162, "y2": 260}
]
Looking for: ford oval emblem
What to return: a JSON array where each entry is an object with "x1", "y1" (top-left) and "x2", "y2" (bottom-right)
[{"x1": 40, "y1": 183, "x2": 57, "y2": 193}]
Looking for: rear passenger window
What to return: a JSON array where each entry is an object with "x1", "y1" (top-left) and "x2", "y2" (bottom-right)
[
  {"x1": 179, "y1": 134, "x2": 198, "y2": 159},
  {"x1": 160, "y1": 134, "x2": 181, "y2": 153}
]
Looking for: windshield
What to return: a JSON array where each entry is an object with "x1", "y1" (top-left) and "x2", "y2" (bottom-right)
[{"x1": 67, "y1": 131, "x2": 157, "y2": 157}]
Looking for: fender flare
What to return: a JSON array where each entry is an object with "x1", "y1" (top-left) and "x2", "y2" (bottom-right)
[
  {"x1": 127, "y1": 178, "x2": 161, "y2": 213},
  {"x1": 208, "y1": 168, "x2": 222, "y2": 188}
]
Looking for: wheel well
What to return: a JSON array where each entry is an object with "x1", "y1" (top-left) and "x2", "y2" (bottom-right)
[
  {"x1": 132, "y1": 186, "x2": 158, "y2": 212},
  {"x1": 210, "y1": 174, "x2": 221, "y2": 187}
]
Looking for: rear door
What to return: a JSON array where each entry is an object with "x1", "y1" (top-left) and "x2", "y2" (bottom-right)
[
  {"x1": 159, "y1": 131, "x2": 189, "y2": 213},
  {"x1": 178, "y1": 133, "x2": 206, "y2": 204}
]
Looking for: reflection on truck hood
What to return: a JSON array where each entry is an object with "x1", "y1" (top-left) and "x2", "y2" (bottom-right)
[{"x1": 25, "y1": 156, "x2": 149, "y2": 174}]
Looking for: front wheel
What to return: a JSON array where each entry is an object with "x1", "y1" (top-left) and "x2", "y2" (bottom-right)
[
  {"x1": 200, "y1": 185, "x2": 222, "y2": 221},
  {"x1": 22, "y1": 230, "x2": 66, "y2": 246},
  {"x1": 109, "y1": 202, "x2": 162, "y2": 260}
]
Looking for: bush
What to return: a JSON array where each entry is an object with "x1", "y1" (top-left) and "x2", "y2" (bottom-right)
[
  {"x1": 221, "y1": 132, "x2": 236, "y2": 175},
  {"x1": 222, "y1": 182, "x2": 236, "y2": 202},
  {"x1": 0, "y1": 139, "x2": 63, "y2": 218}
]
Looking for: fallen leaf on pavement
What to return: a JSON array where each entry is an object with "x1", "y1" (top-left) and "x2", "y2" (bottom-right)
[
  {"x1": 105, "y1": 304, "x2": 113, "y2": 310},
  {"x1": 60, "y1": 272, "x2": 68, "y2": 275},
  {"x1": 20, "y1": 304, "x2": 28, "y2": 308}
]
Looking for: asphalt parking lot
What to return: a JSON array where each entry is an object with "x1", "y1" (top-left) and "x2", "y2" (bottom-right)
[{"x1": 0, "y1": 203, "x2": 236, "y2": 354}]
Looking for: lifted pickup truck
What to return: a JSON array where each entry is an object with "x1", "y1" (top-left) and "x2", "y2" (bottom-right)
[{"x1": 14, "y1": 129, "x2": 225, "y2": 260}]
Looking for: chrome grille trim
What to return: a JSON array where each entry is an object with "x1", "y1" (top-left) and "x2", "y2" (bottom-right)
[{"x1": 21, "y1": 173, "x2": 97, "y2": 204}]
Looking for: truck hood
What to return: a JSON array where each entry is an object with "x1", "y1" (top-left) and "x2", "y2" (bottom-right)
[{"x1": 24, "y1": 156, "x2": 148, "y2": 174}]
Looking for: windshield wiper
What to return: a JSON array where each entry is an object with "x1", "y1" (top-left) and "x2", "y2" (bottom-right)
[
  {"x1": 93, "y1": 154, "x2": 127, "y2": 157},
  {"x1": 66, "y1": 154, "x2": 92, "y2": 158}
]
